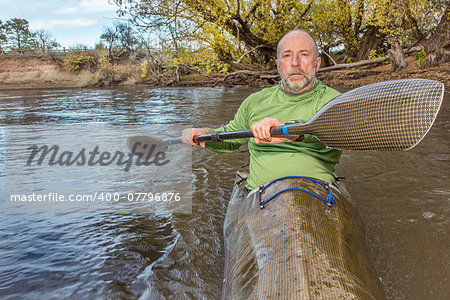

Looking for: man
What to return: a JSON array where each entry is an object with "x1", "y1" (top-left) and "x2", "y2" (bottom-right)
[{"x1": 182, "y1": 29, "x2": 342, "y2": 190}]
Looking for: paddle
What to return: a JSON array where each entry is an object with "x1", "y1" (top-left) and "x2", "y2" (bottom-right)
[{"x1": 128, "y1": 79, "x2": 444, "y2": 152}]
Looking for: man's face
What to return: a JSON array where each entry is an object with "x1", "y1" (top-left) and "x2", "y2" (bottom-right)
[{"x1": 276, "y1": 31, "x2": 321, "y2": 94}]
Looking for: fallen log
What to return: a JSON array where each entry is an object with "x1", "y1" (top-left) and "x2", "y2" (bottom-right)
[
  {"x1": 319, "y1": 46, "x2": 422, "y2": 72},
  {"x1": 213, "y1": 70, "x2": 279, "y2": 86},
  {"x1": 223, "y1": 70, "x2": 279, "y2": 79},
  {"x1": 319, "y1": 56, "x2": 388, "y2": 72}
]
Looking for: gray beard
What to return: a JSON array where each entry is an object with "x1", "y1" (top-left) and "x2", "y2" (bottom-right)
[
  {"x1": 279, "y1": 65, "x2": 317, "y2": 93},
  {"x1": 282, "y1": 74, "x2": 314, "y2": 93}
]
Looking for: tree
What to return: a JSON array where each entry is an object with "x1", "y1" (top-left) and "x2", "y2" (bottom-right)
[
  {"x1": 405, "y1": 1, "x2": 449, "y2": 67},
  {"x1": 333, "y1": 0, "x2": 363, "y2": 59},
  {"x1": 100, "y1": 22, "x2": 139, "y2": 60},
  {"x1": 330, "y1": 0, "x2": 388, "y2": 61},
  {"x1": 100, "y1": 26, "x2": 119, "y2": 58},
  {"x1": 114, "y1": 0, "x2": 318, "y2": 68},
  {"x1": 113, "y1": 0, "x2": 389, "y2": 66},
  {"x1": 4, "y1": 18, "x2": 33, "y2": 51},
  {"x1": 368, "y1": 0, "x2": 449, "y2": 68},
  {"x1": 33, "y1": 29, "x2": 60, "y2": 52},
  {"x1": 117, "y1": 23, "x2": 138, "y2": 51},
  {"x1": 113, "y1": 0, "x2": 448, "y2": 69},
  {"x1": 0, "y1": 21, "x2": 7, "y2": 53}
]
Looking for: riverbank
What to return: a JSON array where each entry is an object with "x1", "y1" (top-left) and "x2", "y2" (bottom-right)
[
  {"x1": 0, "y1": 54, "x2": 448, "y2": 91},
  {"x1": 0, "y1": 55, "x2": 139, "y2": 90}
]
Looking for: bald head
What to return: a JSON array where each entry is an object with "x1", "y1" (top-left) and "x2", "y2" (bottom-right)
[
  {"x1": 276, "y1": 29, "x2": 319, "y2": 59},
  {"x1": 275, "y1": 29, "x2": 321, "y2": 94}
]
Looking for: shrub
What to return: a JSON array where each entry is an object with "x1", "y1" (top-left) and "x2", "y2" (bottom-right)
[
  {"x1": 64, "y1": 50, "x2": 98, "y2": 72},
  {"x1": 413, "y1": 48, "x2": 426, "y2": 66},
  {"x1": 86, "y1": 74, "x2": 98, "y2": 85},
  {"x1": 141, "y1": 60, "x2": 149, "y2": 78},
  {"x1": 368, "y1": 49, "x2": 379, "y2": 59},
  {"x1": 168, "y1": 48, "x2": 230, "y2": 74},
  {"x1": 98, "y1": 55, "x2": 112, "y2": 69}
]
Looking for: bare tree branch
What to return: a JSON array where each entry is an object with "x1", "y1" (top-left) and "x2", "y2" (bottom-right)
[
  {"x1": 321, "y1": 50, "x2": 337, "y2": 66},
  {"x1": 236, "y1": 45, "x2": 266, "y2": 63}
]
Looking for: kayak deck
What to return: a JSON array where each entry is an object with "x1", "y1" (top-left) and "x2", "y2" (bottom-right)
[{"x1": 223, "y1": 166, "x2": 385, "y2": 299}]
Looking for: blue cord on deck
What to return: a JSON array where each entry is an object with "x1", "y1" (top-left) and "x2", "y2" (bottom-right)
[{"x1": 258, "y1": 176, "x2": 336, "y2": 208}]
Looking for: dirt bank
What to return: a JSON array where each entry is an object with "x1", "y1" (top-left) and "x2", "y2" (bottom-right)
[
  {"x1": 0, "y1": 55, "x2": 448, "y2": 90},
  {"x1": 0, "y1": 55, "x2": 140, "y2": 90},
  {"x1": 0, "y1": 55, "x2": 93, "y2": 89}
]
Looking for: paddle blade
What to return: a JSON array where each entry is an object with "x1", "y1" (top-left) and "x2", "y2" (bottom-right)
[{"x1": 286, "y1": 79, "x2": 444, "y2": 151}]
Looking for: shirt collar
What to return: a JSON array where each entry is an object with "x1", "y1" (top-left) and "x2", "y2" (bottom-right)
[{"x1": 278, "y1": 78, "x2": 320, "y2": 96}]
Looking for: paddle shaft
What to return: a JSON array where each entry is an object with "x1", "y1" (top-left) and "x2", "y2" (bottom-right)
[
  {"x1": 167, "y1": 126, "x2": 289, "y2": 145},
  {"x1": 196, "y1": 126, "x2": 289, "y2": 142}
]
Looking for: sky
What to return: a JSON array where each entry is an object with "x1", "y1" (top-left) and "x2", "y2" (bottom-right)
[{"x1": 0, "y1": 0, "x2": 124, "y2": 48}]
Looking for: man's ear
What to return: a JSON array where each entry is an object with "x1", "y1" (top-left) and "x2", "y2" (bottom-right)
[
  {"x1": 316, "y1": 57, "x2": 321, "y2": 71},
  {"x1": 275, "y1": 59, "x2": 279, "y2": 70}
]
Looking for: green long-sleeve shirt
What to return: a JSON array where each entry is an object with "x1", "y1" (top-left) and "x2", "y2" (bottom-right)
[{"x1": 206, "y1": 80, "x2": 342, "y2": 190}]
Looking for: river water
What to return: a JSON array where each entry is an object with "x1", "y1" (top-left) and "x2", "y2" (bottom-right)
[{"x1": 0, "y1": 86, "x2": 448, "y2": 299}]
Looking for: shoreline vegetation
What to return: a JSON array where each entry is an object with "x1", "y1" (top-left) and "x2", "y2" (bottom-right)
[
  {"x1": 1, "y1": 2, "x2": 448, "y2": 92},
  {"x1": 0, "y1": 50, "x2": 449, "y2": 91}
]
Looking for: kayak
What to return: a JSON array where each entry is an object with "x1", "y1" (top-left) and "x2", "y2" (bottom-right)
[{"x1": 222, "y1": 166, "x2": 386, "y2": 299}]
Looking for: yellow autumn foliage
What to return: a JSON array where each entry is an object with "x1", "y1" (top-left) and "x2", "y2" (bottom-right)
[
  {"x1": 64, "y1": 51, "x2": 97, "y2": 72},
  {"x1": 114, "y1": 0, "x2": 448, "y2": 67}
]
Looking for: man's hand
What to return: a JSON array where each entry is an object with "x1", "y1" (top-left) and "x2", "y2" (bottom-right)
[
  {"x1": 251, "y1": 118, "x2": 302, "y2": 144},
  {"x1": 181, "y1": 128, "x2": 211, "y2": 148}
]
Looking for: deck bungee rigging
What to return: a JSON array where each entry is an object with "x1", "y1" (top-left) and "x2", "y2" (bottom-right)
[{"x1": 257, "y1": 176, "x2": 336, "y2": 209}]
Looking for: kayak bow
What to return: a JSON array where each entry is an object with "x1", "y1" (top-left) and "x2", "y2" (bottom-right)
[{"x1": 223, "y1": 167, "x2": 386, "y2": 299}]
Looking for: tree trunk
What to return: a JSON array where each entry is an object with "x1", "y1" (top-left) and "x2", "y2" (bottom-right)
[
  {"x1": 187, "y1": 1, "x2": 276, "y2": 63},
  {"x1": 421, "y1": 5, "x2": 450, "y2": 68},
  {"x1": 388, "y1": 41, "x2": 407, "y2": 72},
  {"x1": 356, "y1": 26, "x2": 385, "y2": 61},
  {"x1": 214, "y1": 44, "x2": 258, "y2": 70},
  {"x1": 223, "y1": 17, "x2": 275, "y2": 62}
]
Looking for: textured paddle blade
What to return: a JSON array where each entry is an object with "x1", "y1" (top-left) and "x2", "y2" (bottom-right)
[{"x1": 286, "y1": 79, "x2": 444, "y2": 151}]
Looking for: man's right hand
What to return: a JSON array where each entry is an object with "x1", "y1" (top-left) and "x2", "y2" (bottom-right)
[
  {"x1": 251, "y1": 118, "x2": 302, "y2": 144},
  {"x1": 181, "y1": 128, "x2": 211, "y2": 148}
]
